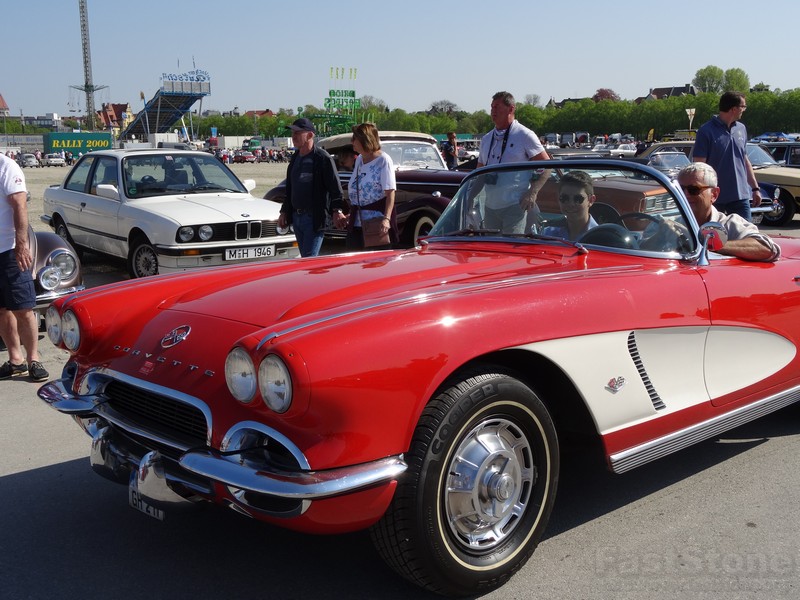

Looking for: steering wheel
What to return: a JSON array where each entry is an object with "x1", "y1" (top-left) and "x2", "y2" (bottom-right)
[
  {"x1": 619, "y1": 212, "x2": 691, "y2": 253},
  {"x1": 141, "y1": 175, "x2": 156, "y2": 184}
]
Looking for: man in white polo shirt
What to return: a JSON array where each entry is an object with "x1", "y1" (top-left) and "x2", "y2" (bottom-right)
[{"x1": 477, "y1": 91, "x2": 551, "y2": 233}]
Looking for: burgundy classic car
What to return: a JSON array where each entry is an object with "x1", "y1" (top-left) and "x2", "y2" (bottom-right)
[
  {"x1": 264, "y1": 131, "x2": 466, "y2": 245},
  {"x1": 39, "y1": 159, "x2": 798, "y2": 596}
]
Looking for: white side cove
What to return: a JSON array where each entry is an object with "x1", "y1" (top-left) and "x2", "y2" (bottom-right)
[
  {"x1": 704, "y1": 326, "x2": 796, "y2": 399},
  {"x1": 522, "y1": 326, "x2": 796, "y2": 436}
]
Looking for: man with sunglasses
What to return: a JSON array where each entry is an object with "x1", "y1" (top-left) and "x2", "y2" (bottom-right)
[
  {"x1": 678, "y1": 163, "x2": 779, "y2": 261},
  {"x1": 693, "y1": 91, "x2": 761, "y2": 222},
  {"x1": 542, "y1": 171, "x2": 598, "y2": 241}
]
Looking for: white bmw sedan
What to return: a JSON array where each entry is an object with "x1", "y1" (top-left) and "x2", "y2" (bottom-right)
[{"x1": 42, "y1": 149, "x2": 299, "y2": 278}]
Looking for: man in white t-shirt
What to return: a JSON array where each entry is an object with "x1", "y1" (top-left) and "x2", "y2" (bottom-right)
[
  {"x1": 0, "y1": 154, "x2": 48, "y2": 381},
  {"x1": 477, "y1": 91, "x2": 551, "y2": 233}
]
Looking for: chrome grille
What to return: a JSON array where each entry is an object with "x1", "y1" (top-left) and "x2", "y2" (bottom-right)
[{"x1": 104, "y1": 380, "x2": 208, "y2": 446}]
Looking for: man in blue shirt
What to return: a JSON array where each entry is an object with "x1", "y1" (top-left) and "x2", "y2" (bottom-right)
[{"x1": 693, "y1": 91, "x2": 762, "y2": 222}]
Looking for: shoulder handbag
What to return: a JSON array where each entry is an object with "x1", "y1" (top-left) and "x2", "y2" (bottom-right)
[
  {"x1": 355, "y1": 165, "x2": 391, "y2": 248},
  {"x1": 361, "y1": 211, "x2": 390, "y2": 247}
]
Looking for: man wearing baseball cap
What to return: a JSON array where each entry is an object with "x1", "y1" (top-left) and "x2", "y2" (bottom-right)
[{"x1": 278, "y1": 118, "x2": 347, "y2": 256}]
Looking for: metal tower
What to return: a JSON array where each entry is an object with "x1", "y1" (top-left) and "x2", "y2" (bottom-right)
[{"x1": 71, "y1": 0, "x2": 106, "y2": 130}]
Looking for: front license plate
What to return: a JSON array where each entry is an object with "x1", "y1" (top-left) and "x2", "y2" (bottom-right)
[
  {"x1": 129, "y1": 477, "x2": 165, "y2": 521},
  {"x1": 225, "y1": 245, "x2": 275, "y2": 260}
]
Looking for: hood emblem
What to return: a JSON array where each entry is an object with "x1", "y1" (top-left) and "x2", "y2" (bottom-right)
[
  {"x1": 161, "y1": 325, "x2": 191, "y2": 348},
  {"x1": 241, "y1": 213, "x2": 251, "y2": 218}
]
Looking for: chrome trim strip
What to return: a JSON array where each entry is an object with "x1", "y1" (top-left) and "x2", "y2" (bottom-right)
[
  {"x1": 38, "y1": 379, "x2": 99, "y2": 415},
  {"x1": 42, "y1": 369, "x2": 213, "y2": 446},
  {"x1": 609, "y1": 384, "x2": 800, "y2": 474},
  {"x1": 179, "y1": 450, "x2": 407, "y2": 500},
  {"x1": 221, "y1": 420, "x2": 310, "y2": 470},
  {"x1": 257, "y1": 264, "x2": 643, "y2": 348}
]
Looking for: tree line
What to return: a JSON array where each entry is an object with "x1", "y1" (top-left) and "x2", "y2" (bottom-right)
[{"x1": 192, "y1": 88, "x2": 800, "y2": 143}]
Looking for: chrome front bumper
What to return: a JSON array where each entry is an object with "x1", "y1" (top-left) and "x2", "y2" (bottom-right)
[{"x1": 38, "y1": 378, "x2": 407, "y2": 516}]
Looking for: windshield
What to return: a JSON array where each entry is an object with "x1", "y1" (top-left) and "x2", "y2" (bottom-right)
[
  {"x1": 429, "y1": 163, "x2": 694, "y2": 255},
  {"x1": 122, "y1": 153, "x2": 247, "y2": 198},
  {"x1": 747, "y1": 144, "x2": 780, "y2": 167},
  {"x1": 382, "y1": 141, "x2": 448, "y2": 170},
  {"x1": 650, "y1": 153, "x2": 690, "y2": 169}
]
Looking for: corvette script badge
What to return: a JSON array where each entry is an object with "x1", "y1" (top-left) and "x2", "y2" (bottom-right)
[{"x1": 161, "y1": 325, "x2": 191, "y2": 348}]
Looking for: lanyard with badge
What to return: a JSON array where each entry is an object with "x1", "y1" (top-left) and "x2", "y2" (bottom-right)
[{"x1": 486, "y1": 122, "x2": 512, "y2": 164}]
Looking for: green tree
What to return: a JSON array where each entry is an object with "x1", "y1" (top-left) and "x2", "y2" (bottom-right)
[
  {"x1": 722, "y1": 68, "x2": 750, "y2": 94},
  {"x1": 692, "y1": 65, "x2": 724, "y2": 94}
]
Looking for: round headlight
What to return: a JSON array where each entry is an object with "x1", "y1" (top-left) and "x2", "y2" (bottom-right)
[
  {"x1": 258, "y1": 354, "x2": 292, "y2": 413},
  {"x1": 198, "y1": 225, "x2": 214, "y2": 241},
  {"x1": 276, "y1": 224, "x2": 293, "y2": 236},
  {"x1": 178, "y1": 226, "x2": 195, "y2": 242},
  {"x1": 45, "y1": 306, "x2": 62, "y2": 346},
  {"x1": 225, "y1": 347, "x2": 256, "y2": 403},
  {"x1": 61, "y1": 309, "x2": 81, "y2": 351},
  {"x1": 51, "y1": 251, "x2": 77, "y2": 279},
  {"x1": 38, "y1": 266, "x2": 61, "y2": 291}
]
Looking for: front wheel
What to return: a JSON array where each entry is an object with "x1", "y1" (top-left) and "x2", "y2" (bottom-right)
[
  {"x1": 372, "y1": 369, "x2": 559, "y2": 596},
  {"x1": 761, "y1": 192, "x2": 796, "y2": 227},
  {"x1": 127, "y1": 235, "x2": 159, "y2": 278}
]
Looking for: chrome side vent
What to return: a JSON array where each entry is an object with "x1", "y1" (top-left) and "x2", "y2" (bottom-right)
[{"x1": 627, "y1": 331, "x2": 666, "y2": 411}]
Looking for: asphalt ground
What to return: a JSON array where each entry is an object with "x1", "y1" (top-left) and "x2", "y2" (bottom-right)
[{"x1": 2, "y1": 162, "x2": 799, "y2": 599}]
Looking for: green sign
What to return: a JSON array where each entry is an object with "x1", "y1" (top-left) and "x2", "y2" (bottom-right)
[
  {"x1": 45, "y1": 132, "x2": 113, "y2": 154},
  {"x1": 324, "y1": 98, "x2": 361, "y2": 109}
]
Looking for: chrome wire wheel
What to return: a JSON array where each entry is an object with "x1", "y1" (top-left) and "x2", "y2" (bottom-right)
[{"x1": 444, "y1": 417, "x2": 534, "y2": 550}]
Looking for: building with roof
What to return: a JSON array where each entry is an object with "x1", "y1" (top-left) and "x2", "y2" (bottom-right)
[{"x1": 635, "y1": 84, "x2": 698, "y2": 103}]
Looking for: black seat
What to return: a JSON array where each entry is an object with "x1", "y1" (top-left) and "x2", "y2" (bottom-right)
[{"x1": 589, "y1": 202, "x2": 623, "y2": 225}]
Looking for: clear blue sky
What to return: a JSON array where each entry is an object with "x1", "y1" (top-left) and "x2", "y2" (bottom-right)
[{"x1": 4, "y1": 0, "x2": 799, "y2": 118}]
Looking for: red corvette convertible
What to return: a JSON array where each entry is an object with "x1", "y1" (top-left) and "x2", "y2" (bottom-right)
[{"x1": 39, "y1": 159, "x2": 798, "y2": 596}]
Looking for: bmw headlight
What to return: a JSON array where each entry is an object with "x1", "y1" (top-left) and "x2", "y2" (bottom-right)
[
  {"x1": 198, "y1": 225, "x2": 214, "y2": 241},
  {"x1": 61, "y1": 309, "x2": 81, "y2": 351},
  {"x1": 178, "y1": 226, "x2": 195, "y2": 242},
  {"x1": 258, "y1": 354, "x2": 292, "y2": 413},
  {"x1": 51, "y1": 251, "x2": 77, "y2": 279},
  {"x1": 225, "y1": 347, "x2": 256, "y2": 403},
  {"x1": 45, "y1": 306, "x2": 62, "y2": 345},
  {"x1": 38, "y1": 266, "x2": 61, "y2": 291}
]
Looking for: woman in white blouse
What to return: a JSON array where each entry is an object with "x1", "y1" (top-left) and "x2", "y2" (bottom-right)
[{"x1": 346, "y1": 123, "x2": 397, "y2": 250}]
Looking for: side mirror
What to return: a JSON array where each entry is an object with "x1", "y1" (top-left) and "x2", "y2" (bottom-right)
[
  {"x1": 96, "y1": 184, "x2": 120, "y2": 200},
  {"x1": 242, "y1": 179, "x2": 256, "y2": 192},
  {"x1": 697, "y1": 221, "x2": 727, "y2": 266}
]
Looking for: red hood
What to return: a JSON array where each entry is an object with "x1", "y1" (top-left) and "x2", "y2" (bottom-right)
[{"x1": 155, "y1": 243, "x2": 598, "y2": 328}]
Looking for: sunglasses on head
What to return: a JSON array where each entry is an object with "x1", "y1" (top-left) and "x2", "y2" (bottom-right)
[
  {"x1": 558, "y1": 193, "x2": 586, "y2": 204},
  {"x1": 681, "y1": 184, "x2": 712, "y2": 196}
]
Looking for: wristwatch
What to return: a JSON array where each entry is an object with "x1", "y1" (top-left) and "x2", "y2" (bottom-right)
[{"x1": 751, "y1": 188, "x2": 760, "y2": 192}]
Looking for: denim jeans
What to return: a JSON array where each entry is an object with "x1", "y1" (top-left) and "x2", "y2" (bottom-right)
[
  {"x1": 293, "y1": 211, "x2": 324, "y2": 257},
  {"x1": 716, "y1": 198, "x2": 752, "y2": 223}
]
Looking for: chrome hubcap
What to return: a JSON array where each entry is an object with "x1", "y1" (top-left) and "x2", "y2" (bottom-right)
[{"x1": 444, "y1": 418, "x2": 536, "y2": 550}]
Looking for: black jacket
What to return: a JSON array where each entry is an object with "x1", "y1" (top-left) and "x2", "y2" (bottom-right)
[{"x1": 281, "y1": 145, "x2": 345, "y2": 232}]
